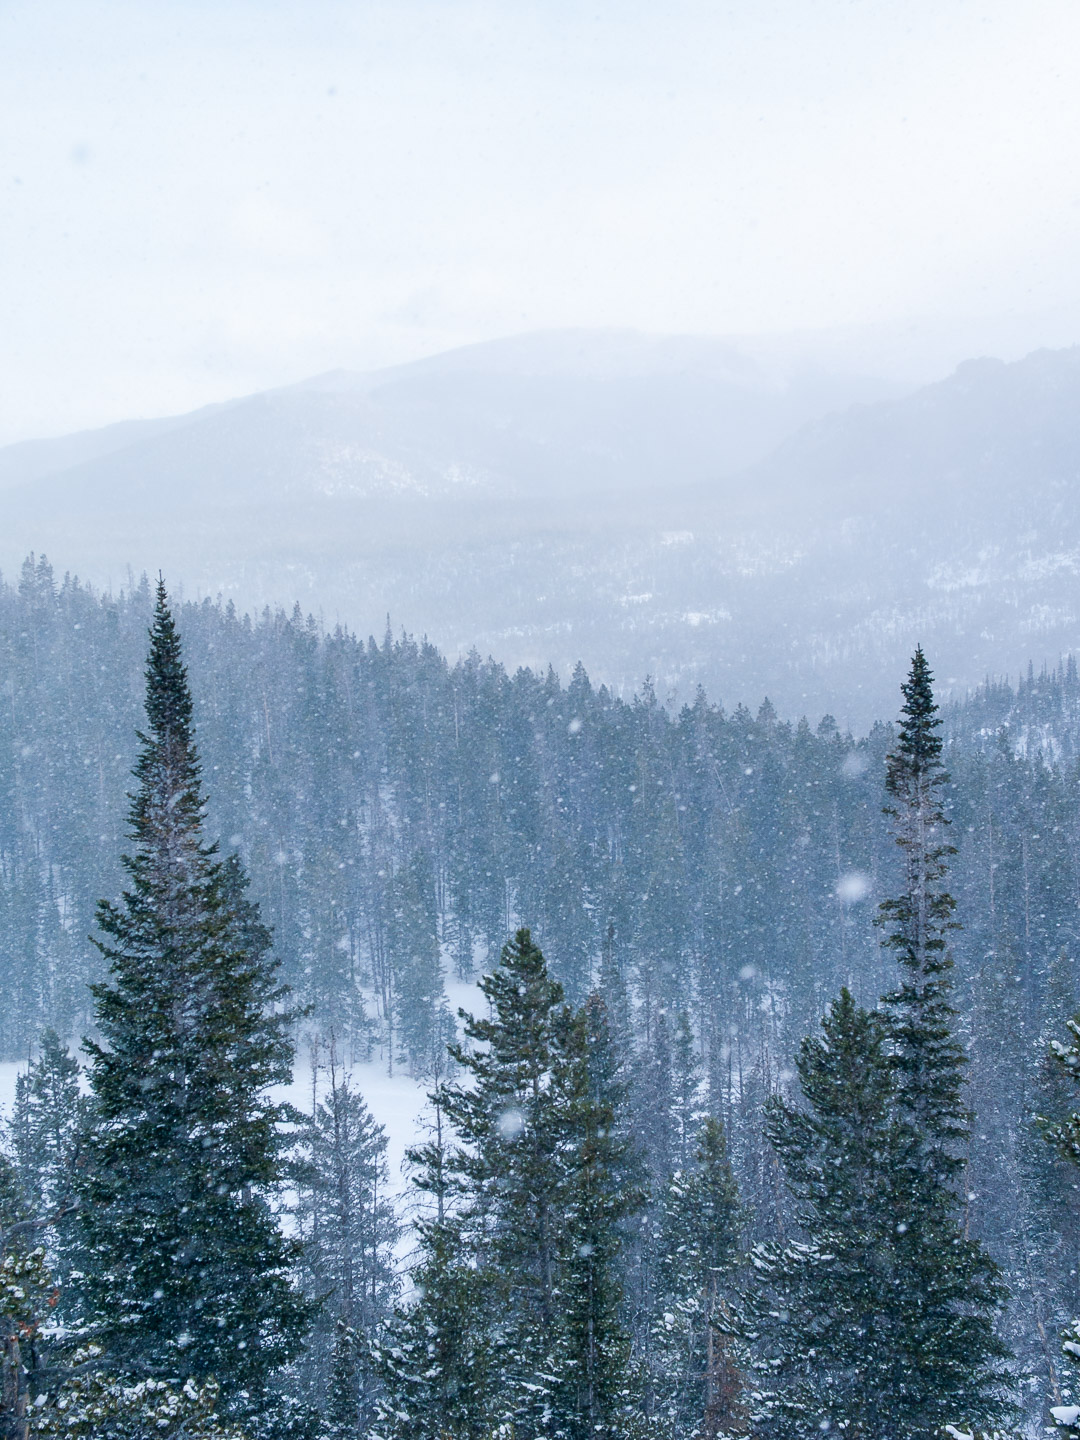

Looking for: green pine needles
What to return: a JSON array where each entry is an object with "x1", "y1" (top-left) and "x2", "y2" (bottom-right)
[
  {"x1": 77, "y1": 582, "x2": 312, "y2": 1419},
  {"x1": 750, "y1": 649, "x2": 1013, "y2": 1440},
  {"x1": 378, "y1": 928, "x2": 640, "y2": 1440}
]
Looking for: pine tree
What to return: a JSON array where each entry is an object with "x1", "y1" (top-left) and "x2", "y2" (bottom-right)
[
  {"x1": 654, "y1": 1116, "x2": 745, "y2": 1439},
  {"x1": 873, "y1": 649, "x2": 1011, "y2": 1433},
  {"x1": 878, "y1": 645, "x2": 967, "y2": 1172},
  {"x1": 9, "y1": 1031, "x2": 82, "y2": 1220},
  {"x1": 749, "y1": 989, "x2": 907, "y2": 1438},
  {"x1": 440, "y1": 928, "x2": 572, "y2": 1436},
  {"x1": 375, "y1": 1089, "x2": 496, "y2": 1440},
  {"x1": 76, "y1": 582, "x2": 311, "y2": 1424},
  {"x1": 553, "y1": 993, "x2": 638, "y2": 1440},
  {"x1": 751, "y1": 654, "x2": 1011, "y2": 1440},
  {"x1": 293, "y1": 1045, "x2": 399, "y2": 1433},
  {"x1": 8, "y1": 1030, "x2": 84, "y2": 1308},
  {"x1": 384, "y1": 930, "x2": 642, "y2": 1439}
]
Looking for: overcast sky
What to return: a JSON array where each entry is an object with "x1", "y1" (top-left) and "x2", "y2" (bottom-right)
[{"x1": 4, "y1": 0, "x2": 1080, "y2": 443}]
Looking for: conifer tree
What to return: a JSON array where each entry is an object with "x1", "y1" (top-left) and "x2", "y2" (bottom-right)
[
  {"x1": 76, "y1": 582, "x2": 311, "y2": 1425},
  {"x1": 440, "y1": 928, "x2": 572, "y2": 1435},
  {"x1": 654, "y1": 1116, "x2": 744, "y2": 1438},
  {"x1": 553, "y1": 993, "x2": 637, "y2": 1440},
  {"x1": 384, "y1": 930, "x2": 641, "y2": 1439},
  {"x1": 873, "y1": 649, "x2": 1011, "y2": 1432},
  {"x1": 375, "y1": 1090, "x2": 495, "y2": 1440},
  {"x1": 8, "y1": 1030, "x2": 85, "y2": 1311},
  {"x1": 878, "y1": 645, "x2": 967, "y2": 1172},
  {"x1": 9, "y1": 1031, "x2": 83, "y2": 1222},
  {"x1": 293, "y1": 1046, "x2": 398, "y2": 1433},
  {"x1": 375, "y1": 1216, "x2": 495, "y2": 1440},
  {"x1": 749, "y1": 989, "x2": 906, "y2": 1438},
  {"x1": 752, "y1": 655, "x2": 1011, "y2": 1440}
]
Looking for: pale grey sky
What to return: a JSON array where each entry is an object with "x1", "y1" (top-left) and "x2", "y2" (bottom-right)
[{"x1": 3, "y1": 0, "x2": 1080, "y2": 443}]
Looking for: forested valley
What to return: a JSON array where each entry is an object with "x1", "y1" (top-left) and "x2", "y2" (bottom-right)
[{"x1": 5, "y1": 553, "x2": 1080, "y2": 1438}]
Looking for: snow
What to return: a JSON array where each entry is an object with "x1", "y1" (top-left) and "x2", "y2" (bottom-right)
[
  {"x1": 0, "y1": 1052, "x2": 429, "y2": 1200},
  {"x1": 0, "y1": 1060, "x2": 23, "y2": 1126}
]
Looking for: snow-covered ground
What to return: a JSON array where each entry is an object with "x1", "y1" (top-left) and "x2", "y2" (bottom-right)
[
  {"x1": 0, "y1": 1061, "x2": 21, "y2": 1130},
  {"x1": 0, "y1": 976, "x2": 487, "y2": 1205},
  {"x1": 0, "y1": 1054, "x2": 427, "y2": 1198}
]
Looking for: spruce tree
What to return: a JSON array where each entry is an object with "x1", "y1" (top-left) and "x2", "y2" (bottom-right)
[
  {"x1": 878, "y1": 645, "x2": 967, "y2": 1170},
  {"x1": 873, "y1": 648, "x2": 1011, "y2": 1432},
  {"x1": 384, "y1": 930, "x2": 641, "y2": 1439},
  {"x1": 9, "y1": 1031, "x2": 83, "y2": 1221},
  {"x1": 76, "y1": 582, "x2": 311, "y2": 1422},
  {"x1": 752, "y1": 654, "x2": 1011, "y2": 1440},
  {"x1": 553, "y1": 993, "x2": 637, "y2": 1440},
  {"x1": 654, "y1": 1116, "x2": 745, "y2": 1438},
  {"x1": 749, "y1": 989, "x2": 907, "y2": 1438},
  {"x1": 8, "y1": 1030, "x2": 84, "y2": 1312},
  {"x1": 440, "y1": 927, "x2": 572, "y2": 1436},
  {"x1": 375, "y1": 1090, "x2": 495, "y2": 1440},
  {"x1": 293, "y1": 1047, "x2": 399, "y2": 1434}
]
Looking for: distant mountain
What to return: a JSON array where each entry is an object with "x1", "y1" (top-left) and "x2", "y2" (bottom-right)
[{"x1": 5, "y1": 331, "x2": 1080, "y2": 726}]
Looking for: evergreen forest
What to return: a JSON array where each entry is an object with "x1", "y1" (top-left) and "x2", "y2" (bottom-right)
[{"x1": 5, "y1": 554, "x2": 1080, "y2": 1438}]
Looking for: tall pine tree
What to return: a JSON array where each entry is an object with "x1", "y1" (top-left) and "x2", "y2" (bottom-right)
[
  {"x1": 76, "y1": 582, "x2": 311, "y2": 1422},
  {"x1": 440, "y1": 928, "x2": 573, "y2": 1436},
  {"x1": 874, "y1": 648, "x2": 1011, "y2": 1432},
  {"x1": 749, "y1": 989, "x2": 908, "y2": 1438},
  {"x1": 878, "y1": 645, "x2": 967, "y2": 1170}
]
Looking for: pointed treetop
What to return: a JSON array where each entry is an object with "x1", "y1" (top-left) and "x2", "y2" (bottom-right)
[
  {"x1": 891, "y1": 645, "x2": 943, "y2": 776},
  {"x1": 144, "y1": 577, "x2": 194, "y2": 744}
]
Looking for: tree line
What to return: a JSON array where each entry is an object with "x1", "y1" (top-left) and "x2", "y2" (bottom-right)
[
  {"x1": 4, "y1": 561, "x2": 1080, "y2": 1428},
  {"x1": 4, "y1": 584, "x2": 1080, "y2": 1436}
]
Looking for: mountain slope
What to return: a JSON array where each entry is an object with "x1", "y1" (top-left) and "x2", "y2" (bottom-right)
[{"x1": 6, "y1": 333, "x2": 1080, "y2": 725}]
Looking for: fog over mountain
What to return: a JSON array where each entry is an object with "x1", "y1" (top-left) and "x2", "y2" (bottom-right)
[{"x1": 2, "y1": 329, "x2": 1079, "y2": 727}]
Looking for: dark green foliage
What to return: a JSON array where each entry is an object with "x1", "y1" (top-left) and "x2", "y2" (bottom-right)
[
  {"x1": 751, "y1": 653, "x2": 1012, "y2": 1439},
  {"x1": 376, "y1": 1088, "x2": 495, "y2": 1440},
  {"x1": 750, "y1": 991, "x2": 906, "y2": 1437},
  {"x1": 76, "y1": 583, "x2": 311, "y2": 1417},
  {"x1": 6, "y1": 567, "x2": 1080, "y2": 1420},
  {"x1": 375, "y1": 1213, "x2": 495, "y2": 1440},
  {"x1": 9, "y1": 1030, "x2": 83, "y2": 1222},
  {"x1": 440, "y1": 928, "x2": 573, "y2": 1432},
  {"x1": 1038, "y1": 998, "x2": 1080, "y2": 1427},
  {"x1": 381, "y1": 932, "x2": 640, "y2": 1440},
  {"x1": 878, "y1": 645, "x2": 968, "y2": 1169},
  {"x1": 1, "y1": 1147, "x2": 56, "y2": 1440},
  {"x1": 553, "y1": 994, "x2": 638, "y2": 1440},
  {"x1": 751, "y1": 988, "x2": 1010, "y2": 1440},
  {"x1": 876, "y1": 652, "x2": 1011, "y2": 1431}
]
